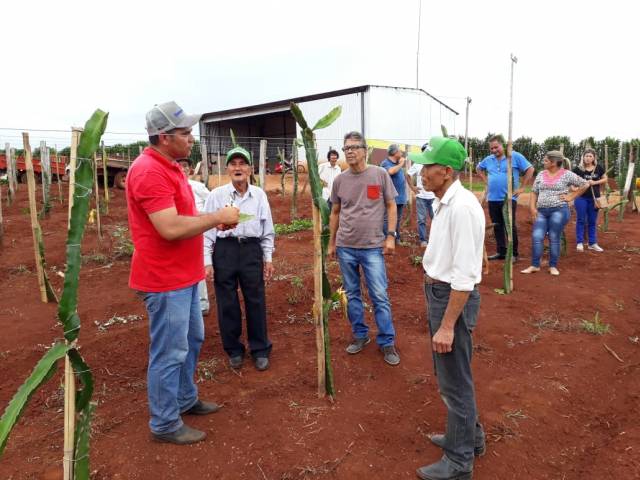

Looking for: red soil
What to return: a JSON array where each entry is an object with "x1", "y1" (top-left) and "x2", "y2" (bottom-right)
[{"x1": 0, "y1": 177, "x2": 639, "y2": 479}]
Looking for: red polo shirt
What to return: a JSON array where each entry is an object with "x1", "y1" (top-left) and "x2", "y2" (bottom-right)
[{"x1": 126, "y1": 147, "x2": 205, "y2": 292}]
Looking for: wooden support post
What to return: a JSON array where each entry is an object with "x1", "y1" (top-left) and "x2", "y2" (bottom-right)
[
  {"x1": 40, "y1": 141, "x2": 51, "y2": 213},
  {"x1": 54, "y1": 144, "x2": 63, "y2": 203},
  {"x1": 259, "y1": 139, "x2": 267, "y2": 191},
  {"x1": 312, "y1": 204, "x2": 326, "y2": 398},
  {"x1": 22, "y1": 133, "x2": 48, "y2": 303},
  {"x1": 5, "y1": 142, "x2": 15, "y2": 204},
  {"x1": 101, "y1": 142, "x2": 109, "y2": 214},
  {"x1": 469, "y1": 146, "x2": 474, "y2": 190},
  {"x1": 68, "y1": 128, "x2": 83, "y2": 227},
  {"x1": 93, "y1": 153, "x2": 102, "y2": 240},
  {"x1": 199, "y1": 140, "x2": 209, "y2": 189},
  {"x1": 63, "y1": 352, "x2": 76, "y2": 480},
  {"x1": 217, "y1": 151, "x2": 222, "y2": 188},
  {"x1": 0, "y1": 166, "x2": 3, "y2": 242}
]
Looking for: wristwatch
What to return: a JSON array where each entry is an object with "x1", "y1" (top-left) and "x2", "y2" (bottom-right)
[{"x1": 387, "y1": 231, "x2": 397, "y2": 238}]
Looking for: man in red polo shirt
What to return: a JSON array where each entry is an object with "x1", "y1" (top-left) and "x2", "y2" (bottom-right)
[{"x1": 126, "y1": 101, "x2": 239, "y2": 445}]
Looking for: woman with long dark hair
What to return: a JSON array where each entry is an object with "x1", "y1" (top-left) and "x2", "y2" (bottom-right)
[{"x1": 572, "y1": 148, "x2": 607, "y2": 252}]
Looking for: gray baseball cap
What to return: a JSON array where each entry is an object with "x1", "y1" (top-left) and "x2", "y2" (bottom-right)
[{"x1": 145, "y1": 101, "x2": 201, "y2": 135}]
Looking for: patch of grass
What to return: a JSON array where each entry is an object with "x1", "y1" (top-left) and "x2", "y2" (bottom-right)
[
  {"x1": 274, "y1": 218, "x2": 312, "y2": 235},
  {"x1": 81, "y1": 253, "x2": 110, "y2": 265},
  {"x1": 197, "y1": 357, "x2": 221, "y2": 383},
  {"x1": 111, "y1": 224, "x2": 134, "y2": 258},
  {"x1": 529, "y1": 312, "x2": 577, "y2": 332},
  {"x1": 409, "y1": 255, "x2": 422, "y2": 267},
  {"x1": 9, "y1": 264, "x2": 30, "y2": 275},
  {"x1": 580, "y1": 312, "x2": 610, "y2": 335},
  {"x1": 287, "y1": 275, "x2": 306, "y2": 304}
]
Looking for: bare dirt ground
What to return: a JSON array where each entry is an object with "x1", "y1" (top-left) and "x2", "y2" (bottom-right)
[{"x1": 1, "y1": 175, "x2": 639, "y2": 479}]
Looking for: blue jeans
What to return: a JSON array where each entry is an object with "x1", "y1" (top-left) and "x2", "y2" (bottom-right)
[
  {"x1": 531, "y1": 206, "x2": 570, "y2": 268},
  {"x1": 141, "y1": 284, "x2": 204, "y2": 434},
  {"x1": 574, "y1": 196, "x2": 598, "y2": 245},
  {"x1": 383, "y1": 204, "x2": 405, "y2": 241},
  {"x1": 336, "y1": 247, "x2": 395, "y2": 347},
  {"x1": 416, "y1": 197, "x2": 434, "y2": 243},
  {"x1": 425, "y1": 283, "x2": 483, "y2": 471}
]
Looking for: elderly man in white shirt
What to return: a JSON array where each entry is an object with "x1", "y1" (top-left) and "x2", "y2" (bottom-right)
[
  {"x1": 409, "y1": 137, "x2": 485, "y2": 480},
  {"x1": 179, "y1": 159, "x2": 211, "y2": 316},
  {"x1": 203, "y1": 146, "x2": 275, "y2": 372},
  {"x1": 319, "y1": 148, "x2": 342, "y2": 211}
]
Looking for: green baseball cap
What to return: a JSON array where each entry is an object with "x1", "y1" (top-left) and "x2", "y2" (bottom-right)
[
  {"x1": 226, "y1": 146, "x2": 252, "y2": 165},
  {"x1": 408, "y1": 137, "x2": 467, "y2": 170}
]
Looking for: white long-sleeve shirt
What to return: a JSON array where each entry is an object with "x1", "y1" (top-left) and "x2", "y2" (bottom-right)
[
  {"x1": 203, "y1": 183, "x2": 275, "y2": 266},
  {"x1": 318, "y1": 162, "x2": 342, "y2": 201},
  {"x1": 188, "y1": 179, "x2": 209, "y2": 212},
  {"x1": 422, "y1": 179, "x2": 485, "y2": 291}
]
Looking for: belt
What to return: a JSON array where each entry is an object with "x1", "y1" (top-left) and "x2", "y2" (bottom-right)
[
  {"x1": 424, "y1": 274, "x2": 449, "y2": 285},
  {"x1": 218, "y1": 236, "x2": 260, "y2": 244}
]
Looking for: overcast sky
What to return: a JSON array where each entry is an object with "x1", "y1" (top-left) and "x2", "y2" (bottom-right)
[{"x1": 2, "y1": 0, "x2": 638, "y2": 148}]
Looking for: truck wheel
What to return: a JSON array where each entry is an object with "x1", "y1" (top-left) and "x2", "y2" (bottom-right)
[{"x1": 114, "y1": 171, "x2": 127, "y2": 189}]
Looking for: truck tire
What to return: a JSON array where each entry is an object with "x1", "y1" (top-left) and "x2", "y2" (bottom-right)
[{"x1": 114, "y1": 171, "x2": 127, "y2": 189}]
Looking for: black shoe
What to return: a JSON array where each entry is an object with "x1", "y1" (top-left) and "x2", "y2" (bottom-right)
[
  {"x1": 487, "y1": 253, "x2": 505, "y2": 260},
  {"x1": 229, "y1": 355, "x2": 244, "y2": 369},
  {"x1": 151, "y1": 424, "x2": 206, "y2": 445},
  {"x1": 429, "y1": 434, "x2": 486, "y2": 457},
  {"x1": 255, "y1": 357, "x2": 269, "y2": 371},
  {"x1": 183, "y1": 399, "x2": 221, "y2": 416},
  {"x1": 381, "y1": 345, "x2": 400, "y2": 366},
  {"x1": 416, "y1": 456, "x2": 472, "y2": 480},
  {"x1": 346, "y1": 337, "x2": 371, "y2": 354}
]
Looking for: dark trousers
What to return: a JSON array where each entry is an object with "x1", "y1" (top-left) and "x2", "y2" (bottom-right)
[
  {"x1": 212, "y1": 238, "x2": 272, "y2": 359},
  {"x1": 425, "y1": 283, "x2": 484, "y2": 471},
  {"x1": 488, "y1": 200, "x2": 519, "y2": 256}
]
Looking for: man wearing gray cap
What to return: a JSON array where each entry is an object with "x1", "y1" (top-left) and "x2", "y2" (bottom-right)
[{"x1": 126, "y1": 101, "x2": 239, "y2": 445}]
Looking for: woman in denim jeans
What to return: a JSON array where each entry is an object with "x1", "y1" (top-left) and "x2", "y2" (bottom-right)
[
  {"x1": 572, "y1": 149, "x2": 607, "y2": 252},
  {"x1": 521, "y1": 151, "x2": 589, "y2": 276}
]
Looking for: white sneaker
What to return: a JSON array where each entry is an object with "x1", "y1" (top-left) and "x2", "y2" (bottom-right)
[
  {"x1": 576, "y1": 243, "x2": 584, "y2": 252},
  {"x1": 549, "y1": 267, "x2": 560, "y2": 276},
  {"x1": 588, "y1": 244, "x2": 604, "y2": 252},
  {"x1": 420, "y1": 241, "x2": 428, "y2": 248}
]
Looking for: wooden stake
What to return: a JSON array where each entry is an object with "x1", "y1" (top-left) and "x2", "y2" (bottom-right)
[
  {"x1": 469, "y1": 146, "x2": 474, "y2": 190},
  {"x1": 217, "y1": 151, "x2": 222, "y2": 188},
  {"x1": 199, "y1": 140, "x2": 209, "y2": 188},
  {"x1": 0, "y1": 171, "x2": 3, "y2": 242},
  {"x1": 312, "y1": 204, "x2": 326, "y2": 397},
  {"x1": 93, "y1": 153, "x2": 102, "y2": 240},
  {"x1": 504, "y1": 54, "x2": 517, "y2": 293},
  {"x1": 54, "y1": 144, "x2": 63, "y2": 204},
  {"x1": 67, "y1": 128, "x2": 83, "y2": 228},
  {"x1": 22, "y1": 133, "x2": 49, "y2": 303},
  {"x1": 259, "y1": 139, "x2": 267, "y2": 191},
  {"x1": 62, "y1": 352, "x2": 76, "y2": 480},
  {"x1": 5, "y1": 142, "x2": 15, "y2": 205},
  {"x1": 102, "y1": 142, "x2": 109, "y2": 214}
]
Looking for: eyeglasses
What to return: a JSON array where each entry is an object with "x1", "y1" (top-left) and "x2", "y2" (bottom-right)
[{"x1": 342, "y1": 145, "x2": 365, "y2": 152}]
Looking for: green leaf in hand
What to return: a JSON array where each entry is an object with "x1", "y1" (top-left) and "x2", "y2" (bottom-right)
[{"x1": 238, "y1": 213, "x2": 254, "y2": 223}]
